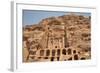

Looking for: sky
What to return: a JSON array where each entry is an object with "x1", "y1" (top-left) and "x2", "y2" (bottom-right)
[{"x1": 23, "y1": 10, "x2": 91, "y2": 26}]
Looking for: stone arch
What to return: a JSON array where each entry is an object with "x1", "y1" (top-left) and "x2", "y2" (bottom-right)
[
  {"x1": 73, "y1": 50, "x2": 76, "y2": 54},
  {"x1": 51, "y1": 57, "x2": 54, "y2": 61},
  {"x1": 62, "y1": 49, "x2": 66, "y2": 55},
  {"x1": 46, "y1": 49, "x2": 50, "y2": 56},
  {"x1": 74, "y1": 54, "x2": 78, "y2": 60},
  {"x1": 40, "y1": 50, "x2": 44, "y2": 56},
  {"x1": 57, "y1": 49, "x2": 60, "y2": 56},
  {"x1": 52, "y1": 49, "x2": 56, "y2": 56},
  {"x1": 67, "y1": 49, "x2": 71, "y2": 55}
]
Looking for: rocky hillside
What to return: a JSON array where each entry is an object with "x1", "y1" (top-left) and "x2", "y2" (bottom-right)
[{"x1": 23, "y1": 14, "x2": 91, "y2": 62}]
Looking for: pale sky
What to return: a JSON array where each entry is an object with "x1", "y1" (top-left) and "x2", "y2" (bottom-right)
[{"x1": 23, "y1": 10, "x2": 91, "y2": 26}]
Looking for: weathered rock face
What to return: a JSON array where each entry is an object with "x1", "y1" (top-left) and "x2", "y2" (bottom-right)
[{"x1": 23, "y1": 14, "x2": 91, "y2": 62}]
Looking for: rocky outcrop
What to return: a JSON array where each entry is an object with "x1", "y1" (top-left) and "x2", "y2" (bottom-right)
[{"x1": 23, "y1": 14, "x2": 91, "y2": 62}]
